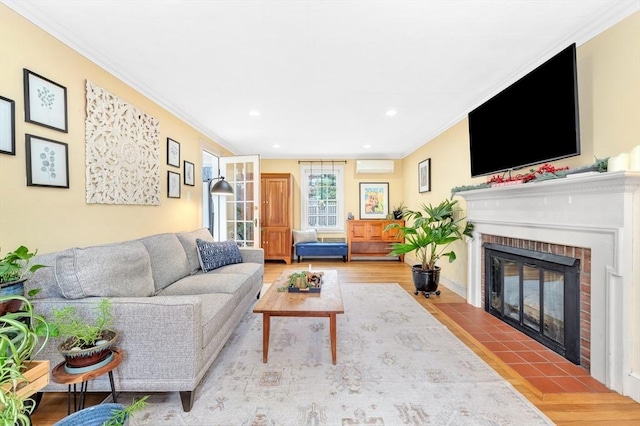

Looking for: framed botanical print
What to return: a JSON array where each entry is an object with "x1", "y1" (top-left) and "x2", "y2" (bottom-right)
[
  {"x1": 167, "y1": 138, "x2": 180, "y2": 167},
  {"x1": 184, "y1": 161, "x2": 195, "y2": 186},
  {"x1": 23, "y1": 69, "x2": 68, "y2": 132},
  {"x1": 168, "y1": 170, "x2": 181, "y2": 198},
  {"x1": 418, "y1": 158, "x2": 431, "y2": 193},
  {"x1": 0, "y1": 96, "x2": 15, "y2": 155},
  {"x1": 25, "y1": 134, "x2": 69, "y2": 188},
  {"x1": 359, "y1": 182, "x2": 389, "y2": 219}
]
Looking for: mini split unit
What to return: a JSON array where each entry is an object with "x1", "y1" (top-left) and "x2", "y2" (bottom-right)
[{"x1": 355, "y1": 160, "x2": 395, "y2": 174}]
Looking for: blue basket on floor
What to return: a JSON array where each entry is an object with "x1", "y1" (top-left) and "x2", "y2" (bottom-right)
[{"x1": 53, "y1": 403, "x2": 128, "y2": 426}]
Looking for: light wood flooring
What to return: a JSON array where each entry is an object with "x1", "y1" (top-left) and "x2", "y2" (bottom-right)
[{"x1": 30, "y1": 260, "x2": 640, "y2": 425}]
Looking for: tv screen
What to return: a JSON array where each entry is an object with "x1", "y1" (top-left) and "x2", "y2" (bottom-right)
[{"x1": 468, "y1": 43, "x2": 580, "y2": 178}]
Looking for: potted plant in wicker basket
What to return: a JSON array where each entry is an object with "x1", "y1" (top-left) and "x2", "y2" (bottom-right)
[{"x1": 50, "y1": 298, "x2": 118, "y2": 371}]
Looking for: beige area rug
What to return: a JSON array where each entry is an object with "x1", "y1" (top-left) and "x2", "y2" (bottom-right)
[{"x1": 121, "y1": 283, "x2": 554, "y2": 425}]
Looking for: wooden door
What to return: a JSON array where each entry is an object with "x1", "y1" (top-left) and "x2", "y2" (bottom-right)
[{"x1": 261, "y1": 173, "x2": 292, "y2": 263}]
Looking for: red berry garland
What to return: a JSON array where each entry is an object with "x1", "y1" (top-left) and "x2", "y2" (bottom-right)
[{"x1": 487, "y1": 163, "x2": 569, "y2": 185}]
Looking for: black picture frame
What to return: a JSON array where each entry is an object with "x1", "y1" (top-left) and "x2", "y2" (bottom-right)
[
  {"x1": 167, "y1": 138, "x2": 180, "y2": 167},
  {"x1": 418, "y1": 158, "x2": 431, "y2": 193},
  {"x1": 168, "y1": 170, "x2": 181, "y2": 198},
  {"x1": 184, "y1": 161, "x2": 195, "y2": 186},
  {"x1": 23, "y1": 69, "x2": 68, "y2": 133},
  {"x1": 25, "y1": 134, "x2": 69, "y2": 188},
  {"x1": 0, "y1": 95, "x2": 15, "y2": 155}
]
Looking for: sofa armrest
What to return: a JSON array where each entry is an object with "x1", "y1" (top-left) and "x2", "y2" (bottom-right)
[
  {"x1": 33, "y1": 295, "x2": 205, "y2": 380},
  {"x1": 239, "y1": 247, "x2": 264, "y2": 264}
]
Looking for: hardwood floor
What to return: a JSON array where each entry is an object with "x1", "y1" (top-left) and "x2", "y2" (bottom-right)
[{"x1": 30, "y1": 260, "x2": 640, "y2": 425}]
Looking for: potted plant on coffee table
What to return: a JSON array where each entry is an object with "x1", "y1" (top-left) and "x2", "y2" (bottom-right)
[
  {"x1": 50, "y1": 298, "x2": 118, "y2": 371},
  {"x1": 384, "y1": 198, "x2": 474, "y2": 298},
  {"x1": 0, "y1": 246, "x2": 46, "y2": 315}
]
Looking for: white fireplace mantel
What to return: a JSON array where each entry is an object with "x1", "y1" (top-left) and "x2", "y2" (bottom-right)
[{"x1": 458, "y1": 171, "x2": 640, "y2": 403}]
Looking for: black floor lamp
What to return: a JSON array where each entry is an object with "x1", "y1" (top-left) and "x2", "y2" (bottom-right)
[{"x1": 208, "y1": 176, "x2": 234, "y2": 239}]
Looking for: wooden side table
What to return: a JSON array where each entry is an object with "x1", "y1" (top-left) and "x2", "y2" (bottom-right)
[{"x1": 51, "y1": 349, "x2": 123, "y2": 415}]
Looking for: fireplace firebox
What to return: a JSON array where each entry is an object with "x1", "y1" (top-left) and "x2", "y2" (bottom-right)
[{"x1": 484, "y1": 243, "x2": 581, "y2": 364}]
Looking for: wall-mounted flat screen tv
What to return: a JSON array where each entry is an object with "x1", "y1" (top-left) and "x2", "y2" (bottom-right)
[{"x1": 468, "y1": 43, "x2": 580, "y2": 178}]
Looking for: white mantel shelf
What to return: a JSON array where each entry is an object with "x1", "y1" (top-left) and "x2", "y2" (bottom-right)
[{"x1": 458, "y1": 171, "x2": 640, "y2": 403}]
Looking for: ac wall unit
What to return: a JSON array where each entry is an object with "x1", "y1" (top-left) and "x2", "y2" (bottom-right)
[{"x1": 355, "y1": 160, "x2": 395, "y2": 174}]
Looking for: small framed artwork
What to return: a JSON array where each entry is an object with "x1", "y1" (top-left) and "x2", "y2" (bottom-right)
[
  {"x1": 359, "y1": 182, "x2": 389, "y2": 219},
  {"x1": 418, "y1": 158, "x2": 431, "y2": 193},
  {"x1": 23, "y1": 69, "x2": 68, "y2": 132},
  {"x1": 184, "y1": 160, "x2": 195, "y2": 186},
  {"x1": 0, "y1": 96, "x2": 15, "y2": 155},
  {"x1": 168, "y1": 170, "x2": 181, "y2": 198},
  {"x1": 167, "y1": 138, "x2": 180, "y2": 167},
  {"x1": 25, "y1": 134, "x2": 69, "y2": 188}
]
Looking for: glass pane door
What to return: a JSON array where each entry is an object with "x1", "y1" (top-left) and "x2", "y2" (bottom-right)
[{"x1": 220, "y1": 155, "x2": 260, "y2": 247}]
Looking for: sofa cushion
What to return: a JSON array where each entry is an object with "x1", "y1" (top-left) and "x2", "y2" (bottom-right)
[
  {"x1": 138, "y1": 233, "x2": 191, "y2": 293},
  {"x1": 26, "y1": 250, "x2": 74, "y2": 299},
  {"x1": 292, "y1": 228, "x2": 318, "y2": 244},
  {"x1": 196, "y1": 240, "x2": 243, "y2": 272},
  {"x1": 55, "y1": 241, "x2": 154, "y2": 299},
  {"x1": 159, "y1": 272, "x2": 249, "y2": 296},
  {"x1": 209, "y1": 262, "x2": 262, "y2": 277},
  {"x1": 176, "y1": 228, "x2": 214, "y2": 274}
]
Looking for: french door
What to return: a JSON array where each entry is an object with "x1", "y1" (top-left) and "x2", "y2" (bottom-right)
[{"x1": 219, "y1": 155, "x2": 260, "y2": 247}]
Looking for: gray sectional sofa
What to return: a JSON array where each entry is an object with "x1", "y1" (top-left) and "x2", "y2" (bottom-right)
[{"x1": 25, "y1": 228, "x2": 264, "y2": 411}]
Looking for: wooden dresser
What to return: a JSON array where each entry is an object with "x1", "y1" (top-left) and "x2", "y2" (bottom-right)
[
  {"x1": 347, "y1": 219, "x2": 404, "y2": 261},
  {"x1": 260, "y1": 173, "x2": 293, "y2": 264}
]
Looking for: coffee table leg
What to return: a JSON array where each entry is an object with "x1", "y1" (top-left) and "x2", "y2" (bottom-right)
[
  {"x1": 262, "y1": 313, "x2": 271, "y2": 363},
  {"x1": 330, "y1": 313, "x2": 337, "y2": 365}
]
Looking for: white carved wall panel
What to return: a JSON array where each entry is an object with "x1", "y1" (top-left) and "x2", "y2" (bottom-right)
[{"x1": 85, "y1": 80, "x2": 160, "y2": 205}]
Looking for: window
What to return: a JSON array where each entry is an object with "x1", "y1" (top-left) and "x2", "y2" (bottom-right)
[{"x1": 300, "y1": 163, "x2": 344, "y2": 232}]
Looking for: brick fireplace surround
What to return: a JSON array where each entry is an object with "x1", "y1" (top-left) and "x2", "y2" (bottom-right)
[
  {"x1": 480, "y1": 234, "x2": 591, "y2": 369},
  {"x1": 459, "y1": 171, "x2": 640, "y2": 403}
]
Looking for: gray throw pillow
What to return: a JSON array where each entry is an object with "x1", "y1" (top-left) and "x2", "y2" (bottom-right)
[
  {"x1": 292, "y1": 229, "x2": 318, "y2": 244},
  {"x1": 196, "y1": 239, "x2": 243, "y2": 272}
]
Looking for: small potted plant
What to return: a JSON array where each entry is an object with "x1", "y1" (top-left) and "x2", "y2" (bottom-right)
[
  {"x1": 0, "y1": 294, "x2": 53, "y2": 425},
  {"x1": 0, "y1": 246, "x2": 46, "y2": 315},
  {"x1": 385, "y1": 198, "x2": 474, "y2": 297},
  {"x1": 50, "y1": 298, "x2": 118, "y2": 370},
  {"x1": 392, "y1": 203, "x2": 407, "y2": 220}
]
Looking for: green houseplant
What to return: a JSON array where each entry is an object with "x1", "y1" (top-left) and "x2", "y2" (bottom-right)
[
  {"x1": 51, "y1": 298, "x2": 118, "y2": 369},
  {"x1": 1, "y1": 294, "x2": 53, "y2": 425},
  {"x1": 0, "y1": 246, "x2": 46, "y2": 315},
  {"x1": 384, "y1": 198, "x2": 474, "y2": 297},
  {"x1": 392, "y1": 203, "x2": 407, "y2": 220}
]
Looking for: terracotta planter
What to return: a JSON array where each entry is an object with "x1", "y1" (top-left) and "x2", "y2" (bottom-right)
[{"x1": 58, "y1": 329, "x2": 118, "y2": 368}]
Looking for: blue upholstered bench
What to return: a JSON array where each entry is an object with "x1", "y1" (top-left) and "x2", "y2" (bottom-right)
[{"x1": 295, "y1": 242, "x2": 348, "y2": 263}]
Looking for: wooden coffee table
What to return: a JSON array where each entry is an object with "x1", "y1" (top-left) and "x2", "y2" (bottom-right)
[{"x1": 253, "y1": 270, "x2": 344, "y2": 364}]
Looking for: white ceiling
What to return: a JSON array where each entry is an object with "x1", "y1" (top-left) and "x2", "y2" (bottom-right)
[{"x1": 3, "y1": 0, "x2": 638, "y2": 159}]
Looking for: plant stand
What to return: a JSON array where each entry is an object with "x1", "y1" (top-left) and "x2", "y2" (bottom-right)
[
  {"x1": 51, "y1": 349, "x2": 123, "y2": 415},
  {"x1": 414, "y1": 288, "x2": 441, "y2": 298},
  {"x1": 0, "y1": 360, "x2": 50, "y2": 399}
]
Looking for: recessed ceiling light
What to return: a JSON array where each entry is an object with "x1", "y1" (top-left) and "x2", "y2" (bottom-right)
[
  {"x1": 249, "y1": 110, "x2": 260, "y2": 116},
  {"x1": 273, "y1": 144, "x2": 281, "y2": 149},
  {"x1": 363, "y1": 144, "x2": 372, "y2": 149},
  {"x1": 386, "y1": 110, "x2": 397, "y2": 116}
]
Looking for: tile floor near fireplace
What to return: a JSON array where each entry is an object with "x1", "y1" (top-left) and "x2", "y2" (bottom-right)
[{"x1": 437, "y1": 302, "x2": 611, "y2": 394}]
